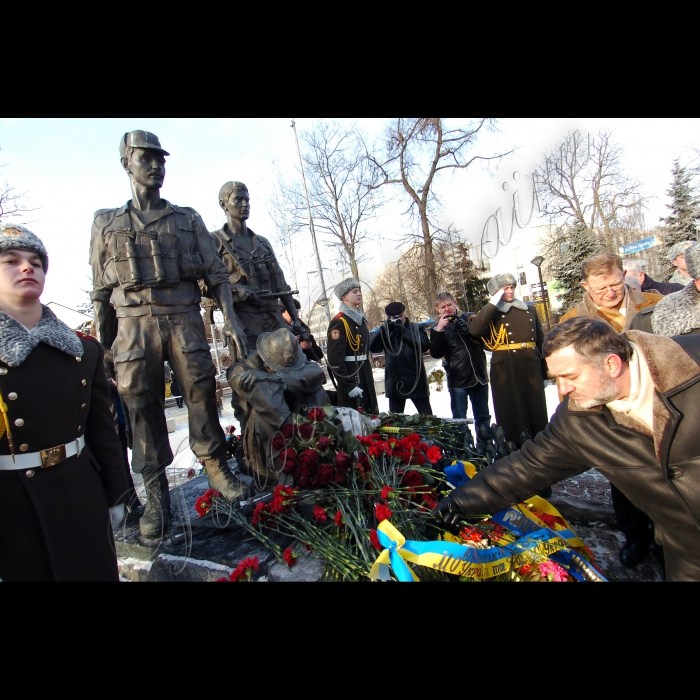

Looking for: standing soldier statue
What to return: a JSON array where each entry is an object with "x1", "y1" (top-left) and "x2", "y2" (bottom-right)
[
  {"x1": 89, "y1": 131, "x2": 249, "y2": 543},
  {"x1": 206, "y1": 181, "x2": 303, "y2": 477}
]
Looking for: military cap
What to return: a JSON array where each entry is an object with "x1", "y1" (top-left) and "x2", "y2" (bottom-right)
[
  {"x1": 685, "y1": 242, "x2": 700, "y2": 279},
  {"x1": 120, "y1": 130, "x2": 170, "y2": 159},
  {"x1": 384, "y1": 301, "x2": 405, "y2": 316},
  {"x1": 487, "y1": 272, "x2": 517, "y2": 296},
  {"x1": 0, "y1": 222, "x2": 49, "y2": 271},
  {"x1": 668, "y1": 240, "x2": 695, "y2": 263},
  {"x1": 257, "y1": 328, "x2": 306, "y2": 372},
  {"x1": 335, "y1": 277, "x2": 361, "y2": 300}
]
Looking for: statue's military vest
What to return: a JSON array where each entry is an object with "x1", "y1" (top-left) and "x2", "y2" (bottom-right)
[{"x1": 98, "y1": 206, "x2": 205, "y2": 292}]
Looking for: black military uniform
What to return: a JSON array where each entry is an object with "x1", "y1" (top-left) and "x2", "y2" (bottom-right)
[
  {"x1": 327, "y1": 311, "x2": 378, "y2": 414},
  {"x1": 469, "y1": 300, "x2": 548, "y2": 447},
  {"x1": 90, "y1": 199, "x2": 235, "y2": 534},
  {"x1": 0, "y1": 307, "x2": 128, "y2": 581}
]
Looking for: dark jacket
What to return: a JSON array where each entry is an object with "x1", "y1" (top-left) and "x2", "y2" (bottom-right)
[
  {"x1": 641, "y1": 273, "x2": 684, "y2": 296},
  {"x1": 429, "y1": 312, "x2": 488, "y2": 389},
  {"x1": 370, "y1": 318, "x2": 430, "y2": 400},
  {"x1": 299, "y1": 320, "x2": 324, "y2": 363},
  {"x1": 448, "y1": 331, "x2": 700, "y2": 582},
  {"x1": 0, "y1": 317, "x2": 128, "y2": 582}
]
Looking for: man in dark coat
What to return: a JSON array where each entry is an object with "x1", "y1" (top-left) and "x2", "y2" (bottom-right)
[
  {"x1": 0, "y1": 223, "x2": 129, "y2": 581},
  {"x1": 281, "y1": 299, "x2": 324, "y2": 363},
  {"x1": 370, "y1": 301, "x2": 431, "y2": 415},
  {"x1": 430, "y1": 292, "x2": 489, "y2": 435},
  {"x1": 623, "y1": 259, "x2": 684, "y2": 296},
  {"x1": 468, "y1": 273, "x2": 548, "y2": 449},
  {"x1": 434, "y1": 317, "x2": 700, "y2": 582},
  {"x1": 326, "y1": 278, "x2": 378, "y2": 414}
]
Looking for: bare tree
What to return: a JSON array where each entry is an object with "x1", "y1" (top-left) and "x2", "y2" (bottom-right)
[
  {"x1": 369, "y1": 118, "x2": 511, "y2": 309},
  {"x1": 0, "y1": 148, "x2": 34, "y2": 223},
  {"x1": 277, "y1": 120, "x2": 384, "y2": 280},
  {"x1": 268, "y1": 175, "x2": 304, "y2": 294},
  {"x1": 535, "y1": 129, "x2": 648, "y2": 252}
]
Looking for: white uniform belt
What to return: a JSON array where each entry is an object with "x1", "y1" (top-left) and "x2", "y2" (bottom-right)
[
  {"x1": 345, "y1": 355, "x2": 367, "y2": 361},
  {"x1": 0, "y1": 436, "x2": 86, "y2": 470}
]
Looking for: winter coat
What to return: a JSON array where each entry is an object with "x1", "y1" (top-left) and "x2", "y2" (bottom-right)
[
  {"x1": 468, "y1": 301, "x2": 548, "y2": 446},
  {"x1": 370, "y1": 318, "x2": 430, "y2": 400},
  {"x1": 0, "y1": 307, "x2": 128, "y2": 581},
  {"x1": 299, "y1": 320, "x2": 324, "y2": 363},
  {"x1": 448, "y1": 331, "x2": 700, "y2": 581},
  {"x1": 651, "y1": 282, "x2": 700, "y2": 337},
  {"x1": 429, "y1": 312, "x2": 488, "y2": 389},
  {"x1": 641, "y1": 273, "x2": 684, "y2": 296},
  {"x1": 326, "y1": 311, "x2": 378, "y2": 414},
  {"x1": 560, "y1": 285, "x2": 662, "y2": 330}
]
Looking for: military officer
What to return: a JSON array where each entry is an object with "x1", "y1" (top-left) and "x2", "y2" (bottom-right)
[
  {"x1": 326, "y1": 278, "x2": 378, "y2": 414},
  {"x1": 0, "y1": 223, "x2": 129, "y2": 581},
  {"x1": 468, "y1": 272, "x2": 548, "y2": 449},
  {"x1": 89, "y1": 130, "x2": 249, "y2": 542}
]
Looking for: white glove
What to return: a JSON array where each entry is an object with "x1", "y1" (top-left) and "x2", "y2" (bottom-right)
[
  {"x1": 109, "y1": 504, "x2": 125, "y2": 530},
  {"x1": 489, "y1": 288, "x2": 505, "y2": 305},
  {"x1": 348, "y1": 386, "x2": 363, "y2": 398}
]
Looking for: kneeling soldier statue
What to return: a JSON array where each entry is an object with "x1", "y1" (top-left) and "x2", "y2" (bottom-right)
[{"x1": 90, "y1": 131, "x2": 249, "y2": 543}]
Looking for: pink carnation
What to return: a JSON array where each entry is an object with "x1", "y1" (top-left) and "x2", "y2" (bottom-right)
[{"x1": 538, "y1": 560, "x2": 568, "y2": 582}]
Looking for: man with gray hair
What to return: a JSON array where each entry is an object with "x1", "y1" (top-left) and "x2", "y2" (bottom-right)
[
  {"x1": 468, "y1": 272, "x2": 548, "y2": 450},
  {"x1": 667, "y1": 241, "x2": 696, "y2": 285},
  {"x1": 433, "y1": 316, "x2": 700, "y2": 581},
  {"x1": 622, "y1": 259, "x2": 683, "y2": 296},
  {"x1": 651, "y1": 243, "x2": 700, "y2": 337}
]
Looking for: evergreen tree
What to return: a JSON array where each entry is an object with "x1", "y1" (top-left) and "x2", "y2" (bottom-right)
[
  {"x1": 440, "y1": 241, "x2": 490, "y2": 313},
  {"x1": 546, "y1": 222, "x2": 602, "y2": 313},
  {"x1": 659, "y1": 159, "x2": 700, "y2": 265}
]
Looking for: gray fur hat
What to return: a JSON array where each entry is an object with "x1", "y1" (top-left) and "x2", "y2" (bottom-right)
[
  {"x1": 685, "y1": 242, "x2": 700, "y2": 279},
  {"x1": 487, "y1": 272, "x2": 517, "y2": 296},
  {"x1": 335, "y1": 277, "x2": 361, "y2": 300},
  {"x1": 668, "y1": 240, "x2": 695, "y2": 263},
  {"x1": 0, "y1": 222, "x2": 48, "y2": 272}
]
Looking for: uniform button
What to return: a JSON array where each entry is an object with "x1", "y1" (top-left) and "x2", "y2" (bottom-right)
[
  {"x1": 77, "y1": 426, "x2": 82, "y2": 432},
  {"x1": 81, "y1": 379, "x2": 87, "y2": 386},
  {"x1": 667, "y1": 468, "x2": 682, "y2": 480},
  {"x1": 7, "y1": 392, "x2": 17, "y2": 400},
  {"x1": 14, "y1": 418, "x2": 24, "y2": 426},
  {"x1": 0, "y1": 367, "x2": 7, "y2": 375},
  {"x1": 81, "y1": 403, "x2": 87, "y2": 409},
  {"x1": 19, "y1": 444, "x2": 29, "y2": 452},
  {"x1": 76, "y1": 356, "x2": 82, "y2": 362},
  {"x1": 25, "y1": 469, "x2": 34, "y2": 478},
  {"x1": 505, "y1": 323, "x2": 509, "y2": 326}
]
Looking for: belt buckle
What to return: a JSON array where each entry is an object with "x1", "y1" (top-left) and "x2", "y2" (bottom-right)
[
  {"x1": 521, "y1": 342, "x2": 527, "y2": 349},
  {"x1": 41, "y1": 444, "x2": 67, "y2": 468}
]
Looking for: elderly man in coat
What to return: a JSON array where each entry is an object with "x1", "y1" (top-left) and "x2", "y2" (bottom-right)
[{"x1": 433, "y1": 316, "x2": 700, "y2": 581}]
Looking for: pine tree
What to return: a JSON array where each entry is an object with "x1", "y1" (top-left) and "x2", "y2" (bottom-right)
[
  {"x1": 547, "y1": 222, "x2": 602, "y2": 313},
  {"x1": 442, "y1": 241, "x2": 490, "y2": 313},
  {"x1": 659, "y1": 159, "x2": 699, "y2": 258}
]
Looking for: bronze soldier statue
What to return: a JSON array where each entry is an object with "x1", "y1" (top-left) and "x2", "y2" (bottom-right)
[
  {"x1": 206, "y1": 181, "x2": 306, "y2": 478},
  {"x1": 89, "y1": 130, "x2": 249, "y2": 543}
]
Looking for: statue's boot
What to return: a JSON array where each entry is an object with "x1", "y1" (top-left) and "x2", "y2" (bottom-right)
[
  {"x1": 205, "y1": 458, "x2": 250, "y2": 501},
  {"x1": 139, "y1": 467, "x2": 171, "y2": 539}
]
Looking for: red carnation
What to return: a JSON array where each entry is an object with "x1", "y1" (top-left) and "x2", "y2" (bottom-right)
[
  {"x1": 313, "y1": 506, "x2": 328, "y2": 521},
  {"x1": 375, "y1": 503, "x2": 392, "y2": 522},
  {"x1": 271, "y1": 435, "x2": 286, "y2": 451},
  {"x1": 298, "y1": 422, "x2": 315, "y2": 440},
  {"x1": 283, "y1": 547, "x2": 298, "y2": 567},
  {"x1": 536, "y1": 512, "x2": 558, "y2": 528},
  {"x1": 334, "y1": 510, "x2": 344, "y2": 528},
  {"x1": 370, "y1": 528, "x2": 382, "y2": 551},
  {"x1": 226, "y1": 425, "x2": 236, "y2": 435},
  {"x1": 281, "y1": 423, "x2": 297, "y2": 439},
  {"x1": 402, "y1": 470, "x2": 423, "y2": 487},
  {"x1": 317, "y1": 435, "x2": 332, "y2": 452},
  {"x1": 308, "y1": 407, "x2": 326, "y2": 422},
  {"x1": 427, "y1": 446, "x2": 442, "y2": 464},
  {"x1": 380, "y1": 485, "x2": 393, "y2": 501}
]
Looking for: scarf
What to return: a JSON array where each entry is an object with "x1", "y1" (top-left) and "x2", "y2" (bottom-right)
[
  {"x1": 0, "y1": 305, "x2": 84, "y2": 367},
  {"x1": 339, "y1": 303, "x2": 366, "y2": 327},
  {"x1": 495, "y1": 297, "x2": 529, "y2": 314}
]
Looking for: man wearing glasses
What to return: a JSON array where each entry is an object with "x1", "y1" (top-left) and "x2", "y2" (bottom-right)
[{"x1": 559, "y1": 252, "x2": 663, "y2": 570}]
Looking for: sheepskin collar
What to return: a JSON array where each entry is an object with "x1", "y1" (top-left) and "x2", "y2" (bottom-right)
[
  {"x1": 651, "y1": 283, "x2": 700, "y2": 337},
  {"x1": 495, "y1": 298, "x2": 529, "y2": 313},
  {"x1": 0, "y1": 305, "x2": 84, "y2": 367},
  {"x1": 339, "y1": 303, "x2": 366, "y2": 326}
]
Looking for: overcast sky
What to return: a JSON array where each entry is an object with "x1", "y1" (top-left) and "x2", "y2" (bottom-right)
[{"x1": 1, "y1": 117, "x2": 697, "y2": 313}]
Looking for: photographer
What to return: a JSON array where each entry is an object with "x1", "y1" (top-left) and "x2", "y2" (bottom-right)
[
  {"x1": 430, "y1": 292, "x2": 490, "y2": 435},
  {"x1": 281, "y1": 298, "x2": 324, "y2": 363},
  {"x1": 370, "y1": 302, "x2": 432, "y2": 415}
]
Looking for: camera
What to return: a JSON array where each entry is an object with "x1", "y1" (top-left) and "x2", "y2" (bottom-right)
[
  {"x1": 447, "y1": 314, "x2": 468, "y2": 333},
  {"x1": 388, "y1": 317, "x2": 403, "y2": 325}
]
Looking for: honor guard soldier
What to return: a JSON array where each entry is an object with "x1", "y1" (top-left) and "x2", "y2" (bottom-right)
[
  {"x1": 326, "y1": 278, "x2": 378, "y2": 414},
  {"x1": 89, "y1": 131, "x2": 249, "y2": 543},
  {"x1": 469, "y1": 272, "x2": 549, "y2": 449}
]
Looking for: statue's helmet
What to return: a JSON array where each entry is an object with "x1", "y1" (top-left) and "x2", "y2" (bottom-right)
[{"x1": 257, "y1": 328, "x2": 307, "y2": 372}]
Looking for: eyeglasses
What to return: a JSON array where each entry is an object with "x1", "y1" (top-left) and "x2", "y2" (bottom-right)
[{"x1": 588, "y1": 281, "x2": 625, "y2": 296}]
